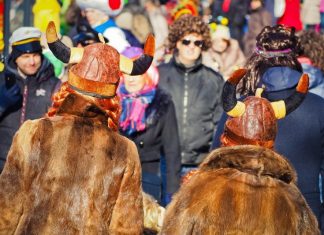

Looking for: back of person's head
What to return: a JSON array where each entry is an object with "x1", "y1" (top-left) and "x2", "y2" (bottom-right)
[
  {"x1": 9, "y1": 27, "x2": 42, "y2": 62},
  {"x1": 297, "y1": 30, "x2": 324, "y2": 73},
  {"x1": 240, "y1": 25, "x2": 302, "y2": 95},
  {"x1": 221, "y1": 69, "x2": 309, "y2": 148},
  {"x1": 167, "y1": 14, "x2": 211, "y2": 52}
]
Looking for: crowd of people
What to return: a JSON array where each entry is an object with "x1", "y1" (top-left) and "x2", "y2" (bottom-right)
[{"x1": 0, "y1": 0, "x2": 324, "y2": 234}]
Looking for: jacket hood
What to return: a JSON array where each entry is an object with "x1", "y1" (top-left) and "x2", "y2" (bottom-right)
[
  {"x1": 5, "y1": 54, "x2": 55, "y2": 83},
  {"x1": 260, "y1": 66, "x2": 301, "y2": 92}
]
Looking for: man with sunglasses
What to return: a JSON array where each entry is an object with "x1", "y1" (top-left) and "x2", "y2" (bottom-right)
[{"x1": 158, "y1": 14, "x2": 224, "y2": 178}]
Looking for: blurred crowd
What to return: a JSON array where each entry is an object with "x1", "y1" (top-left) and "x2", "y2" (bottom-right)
[{"x1": 0, "y1": 0, "x2": 324, "y2": 233}]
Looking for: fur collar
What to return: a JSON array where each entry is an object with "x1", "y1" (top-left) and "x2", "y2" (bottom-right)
[
  {"x1": 56, "y1": 93, "x2": 108, "y2": 125},
  {"x1": 200, "y1": 145, "x2": 297, "y2": 184}
]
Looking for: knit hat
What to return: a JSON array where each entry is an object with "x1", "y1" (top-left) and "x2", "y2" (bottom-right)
[
  {"x1": 221, "y1": 69, "x2": 309, "y2": 148},
  {"x1": 46, "y1": 21, "x2": 155, "y2": 98},
  {"x1": 9, "y1": 27, "x2": 42, "y2": 61}
]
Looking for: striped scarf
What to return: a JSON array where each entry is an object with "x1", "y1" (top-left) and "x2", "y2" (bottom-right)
[{"x1": 119, "y1": 84, "x2": 156, "y2": 135}]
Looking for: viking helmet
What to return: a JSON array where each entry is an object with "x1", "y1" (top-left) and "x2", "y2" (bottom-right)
[
  {"x1": 46, "y1": 21, "x2": 155, "y2": 98},
  {"x1": 221, "y1": 69, "x2": 309, "y2": 148}
]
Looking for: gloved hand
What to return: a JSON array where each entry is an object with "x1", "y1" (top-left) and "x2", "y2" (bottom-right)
[{"x1": 0, "y1": 83, "x2": 21, "y2": 113}]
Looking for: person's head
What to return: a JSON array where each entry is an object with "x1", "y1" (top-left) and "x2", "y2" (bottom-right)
[
  {"x1": 211, "y1": 25, "x2": 231, "y2": 53},
  {"x1": 76, "y1": 0, "x2": 124, "y2": 26},
  {"x1": 221, "y1": 69, "x2": 309, "y2": 148},
  {"x1": 297, "y1": 30, "x2": 324, "y2": 73},
  {"x1": 240, "y1": 25, "x2": 302, "y2": 96},
  {"x1": 45, "y1": 21, "x2": 155, "y2": 131},
  {"x1": 250, "y1": 0, "x2": 263, "y2": 10},
  {"x1": 9, "y1": 27, "x2": 43, "y2": 76},
  {"x1": 120, "y1": 46, "x2": 159, "y2": 94},
  {"x1": 168, "y1": 15, "x2": 211, "y2": 66}
]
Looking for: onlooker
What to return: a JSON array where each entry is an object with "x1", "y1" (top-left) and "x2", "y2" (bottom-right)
[
  {"x1": 75, "y1": 0, "x2": 129, "y2": 52},
  {"x1": 212, "y1": 25, "x2": 324, "y2": 231},
  {"x1": 301, "y1": 0, "x2": 321, "y2": 30},
  {"x1": 0, "y1": 21, "x2": 149, "y2": 234},
  {"x1": 0, "y1": 26, "x2": 60, "y2": 172},
  {"x1": 118, "y1": 46, "x2": 181, "y2": 204},
  {"x1": 297, "y1": 30, "x2": 324, "y2": 99},
  {"x1": 158, "y1": 15, "x2": 224, "y2": 175},
  {"x1": 243, "y1": 0, "x2": 272, "y2": 58},
  {"x1": 203, "y1": 22, "x2": 245, "y2": 80}
]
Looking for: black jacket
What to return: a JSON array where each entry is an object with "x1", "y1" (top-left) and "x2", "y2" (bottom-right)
[
  {"x1": 158, "y1": 56, "x2": 224, "y2": 165},
  {"x1": 0, "y1": 55, "x2": 60, "y2": 171},
  {"x1": 120, "y1": 88, "x2": 181, "y2": 194}
]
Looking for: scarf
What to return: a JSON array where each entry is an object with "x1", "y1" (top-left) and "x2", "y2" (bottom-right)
[{"x1": 119, "y1": 83, "x2": 156, "y2": 135}]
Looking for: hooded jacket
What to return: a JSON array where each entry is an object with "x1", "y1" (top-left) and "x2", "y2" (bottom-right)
[
  {"x1": 158, "y1": 56, "x2": 224, "y2": 165},
  {"x1": 212, "y1": 66, "x2": 324, "y2": 229},
  {"x1": 0, "y1": 55, "x2": 60, "y2": 171}
]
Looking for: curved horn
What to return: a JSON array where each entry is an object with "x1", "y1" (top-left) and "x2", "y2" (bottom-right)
[
  {"x1": 46, "y1": 21, "x2": 84, "y2": 64},
  {"x1": 222, "y1": 69, "x2": 247, "y2": 117},
  {"x1": 120, "y1": 34, "x2": 155, "y2": 75},
  {"x1": 271, "y1": 73, "x2": 309, "y2": 119}
]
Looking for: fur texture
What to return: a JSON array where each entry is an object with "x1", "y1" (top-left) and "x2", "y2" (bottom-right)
[
  {"x1": 0, "y1": 94, "x2": 143, "y2": 235},
  {"x1": 161, "y1": 145, "x2": 320, "y2": 235}
]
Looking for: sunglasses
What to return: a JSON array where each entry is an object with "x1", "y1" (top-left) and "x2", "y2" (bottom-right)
[{"x1": 181, "y1": 39, "x2": 204, "y2": 48}]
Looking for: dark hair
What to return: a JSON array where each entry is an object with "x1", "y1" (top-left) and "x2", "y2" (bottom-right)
[
  {"x1": 239, "y1": 25, "x2": 302, "y2": 95},
  {"x1": 298, "y1": 30, "x2": 324, "y2": 73},
  {"x1": 167, "y1": 15, "x2": 211, "y2": 52}
]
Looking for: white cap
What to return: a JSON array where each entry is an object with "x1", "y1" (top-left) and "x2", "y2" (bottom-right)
[
  {"x1": 212, "y1": 25, "x2": 231, "y2": 40},
  {"x1": 9, "y1": 27, "x2": 42, "y2": 45}
]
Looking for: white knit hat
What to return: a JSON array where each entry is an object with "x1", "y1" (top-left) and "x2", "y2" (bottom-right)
[
  {"x1": 76, "y1": 0, "x2": 124, "y2": 16},
  {"x1": 211, "y1": 25, "x2": 231, "y2": 40}
]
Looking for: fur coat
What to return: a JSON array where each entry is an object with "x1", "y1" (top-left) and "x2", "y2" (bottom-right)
[
  {"x1": 0, "y1": 93, "x2": 143, "y2": 235},
  {"x1": 161, "y1": 145, "x2": 320, "y2": 235}
]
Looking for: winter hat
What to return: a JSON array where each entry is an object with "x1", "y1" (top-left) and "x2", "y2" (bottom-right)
[
  {"x1": 76, "y1": 0, "x2": 124, "y2": 16},
  {"x1": 9, "y1": 27, "x2": 42, "y2": 61}
]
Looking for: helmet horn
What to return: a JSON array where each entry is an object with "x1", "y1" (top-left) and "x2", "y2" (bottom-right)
[
  {"x1": 46, "y1": 21, "x2": 84, "y2": 64},
  {"x1": 222, "y1": 69, "x2": 247, "y2": 117},
  {"x1": 271, "y1": 73, "x2": 309, "y2": 119},
  {"x1": 120, "y1": 34, "x2": 155, "y2": 75}
]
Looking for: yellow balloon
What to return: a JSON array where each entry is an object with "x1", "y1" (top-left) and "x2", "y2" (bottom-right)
[{"x1": 33, "y1": 0, "x2": 61, "y2": 33}]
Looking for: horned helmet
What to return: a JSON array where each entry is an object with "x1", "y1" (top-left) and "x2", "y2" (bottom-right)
[{"x1": 46, "y1": 21, "x2": 155, "y2": 98}]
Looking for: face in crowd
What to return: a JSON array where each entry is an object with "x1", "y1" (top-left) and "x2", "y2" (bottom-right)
[
  {"x1": 176, "y1": 33, "x2": 204, "y2": 65},
  {"x1": 123, "y1": 74, "x2": 146, "y2": 93},
  {"x1": 16, "y1": 53, "x2": 42, "y2": 76}
]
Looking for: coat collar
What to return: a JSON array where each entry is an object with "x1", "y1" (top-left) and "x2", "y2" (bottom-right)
[{"x1": 56, "y1": 93, "x2": 108, "y2": 125}]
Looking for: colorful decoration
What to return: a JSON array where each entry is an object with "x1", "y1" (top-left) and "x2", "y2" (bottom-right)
[{"x1": 33, "y1": 0, "x2": 61, "y2": 33}]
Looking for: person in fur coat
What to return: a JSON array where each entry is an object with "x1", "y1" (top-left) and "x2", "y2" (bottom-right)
[
  {"x1": 0, "y1": 21, "x2": 155, "y2": 234},
  {"x1": 160, "y1": 69, "x2": 320, "y2": 234}
]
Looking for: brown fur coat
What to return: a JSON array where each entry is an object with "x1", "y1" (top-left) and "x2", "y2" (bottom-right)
[
  {"x1": 161, "y1": 145, "x2": 320, "y2": 235},
  {"x1": 0, "y1": 93, "x2": 143, "y2": 235}
]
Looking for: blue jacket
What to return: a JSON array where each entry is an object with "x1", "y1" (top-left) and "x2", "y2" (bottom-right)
[{"x1": 212, "y1": 67, "x2": 324, "y2": 229}]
